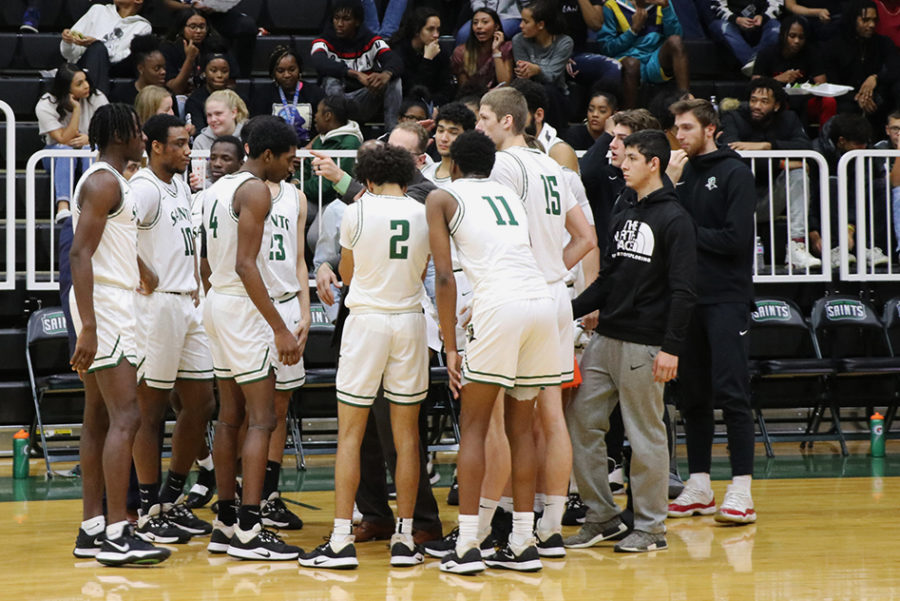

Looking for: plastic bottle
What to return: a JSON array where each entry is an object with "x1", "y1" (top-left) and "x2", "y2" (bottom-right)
[
  {"x1": 13, "y1": 429, "x2": 29, "y2": 479},
  {"x1": 755, "y1": 236, "x2": 765, "y2": 274},
  {"x1": 870, "y1": 412, "x2": 885, "y2": 458},
  {"x1": 710, "y1": 95, "x2": 719, "y2": 113}
]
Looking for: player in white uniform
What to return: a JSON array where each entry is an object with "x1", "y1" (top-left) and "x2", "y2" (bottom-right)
[
  {"x1": 201, "y1": 116, "x2": 302, "y2": 561},
  {"x1": 69, "y1": 104, "x2": 169, "y2": 566},
  {"x1": 299, "y1": 144, "x2": 430, "y2": 570},
  {"x1": 427, "y1": 130, "x2": 561, "y2": 575},
  {"x1": 260, "y1": 176, "x2": 310, "y2": 530},
  {"x1": 477, "y1": 87, "x2": 597, "y2": 557},
  {"x1": 127, "y1": 114, "x2": 215, "y2": 545}
]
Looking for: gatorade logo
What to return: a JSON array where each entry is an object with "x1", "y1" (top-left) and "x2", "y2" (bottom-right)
[
  {"x1": 873, "y1": 425, "x2": 884, "y2": 436},
  {"x1": 824, "y1": 300, "x2": 866, "y2": 321},
  {"x1": 752, "y1": 301, "x2": 791, "y2": 322},
  {"x1": 41, "y1": 312, "x2": 68, "y2": 335}
]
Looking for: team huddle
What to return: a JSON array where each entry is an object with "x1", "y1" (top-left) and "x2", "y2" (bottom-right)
[{"x1": 67, "y1": 86, "x2": 735, "y2": 574}]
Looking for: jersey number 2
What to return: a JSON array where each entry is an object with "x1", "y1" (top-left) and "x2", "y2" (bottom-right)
[{"x1": 389, "y1": 220, "x2": 409, "y2": 259}]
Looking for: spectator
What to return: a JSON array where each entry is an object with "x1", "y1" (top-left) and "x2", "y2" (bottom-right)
[
  {"x1": 249, "y1": 45, "x2": 325, "y2": 148},
  {"x1": 710, "y1": 0, "x2": 782, "y2": 74},
  {"x1": 718, "y1": 77, "x2": 821, "y2": 269},
  {"x1": 450, "y1": 8, "x2": 514, "y2": 95},
  {"x1": 192, "y1": 89, "x2": 248, "y2": 151},
  {"x1": 456, "y1": 0, "x2": 523, "y2": 43},
  {"x1": 752, "y1": 15, "x2": 834, "y2": 125},
  {"x1": 162, "y1": 8, "x2": 232, "y2": 95},
  {"x1": 311, "y1": 0, "x2": 404, "y2": 131},
  {"x1": 162, "y1": 0, "x2": 256, "y2": 77},
  {"x1": 512, "y1": 0, "x2": 575, "y2": 129},
  {"x1": 784, "y1": 0, "x2": 842, "y2": 41},
  {"x1": 20, "y1": 0, "x2": 44, "y2": 32},
  {"x1": 561, "y1": 0, "x2": 624, "y2": 93},
  {"x1": 875, "y1": 0, "x2": 900, "y2": 46},
  {"x1": 563, "y1": 87, "x2": 618, "y2": 150},
  {"x1": 183, "y1": 52, "x2": 232, "y2": 130},
  {"x1": 362, "y1": 0, "x2": 408, "y2": 37},
  {"x1": 825, "y1": 0, "x2": 900, "y2": 118},
  {"x1": 60, "y1": 0, "x2": 152, "y2": 96},
  {"x1": 648, "y1": 87, "x2": 692, "y2": 148},
  {"x1": 881, "y1": 111, "x2": 900, "y2": 255},
  {"x1": 135, "y1": 84, "x2": 175, "y2": 123},
  {"x1": 511, "y1": 78, "x2": 580, "y2": 171},
  {"x1": 597, "y1": 0, "x2": 689, "y2": 108},
  {"x1": 390, "y1": 8, "x2": 456, "y2": 106},
  {"x1": 35, "y1": 63, "x2": 108, "y2": 222},
  {"x1": 109, "y1": 35, "x2": 166, "y2": 105},
  {"x1": 421, "y1": 101, "x2": 477, "y2": 184},
  {"x1": 298, "y1": 95, "x2": 364, "y2": 225}
]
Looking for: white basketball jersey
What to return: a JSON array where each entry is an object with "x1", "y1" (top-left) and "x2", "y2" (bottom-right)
[
  {"x1": 203, "y1": 172, "x2": 273, "y2": 296},
  {"x1": 491, "y1": 146, "x2": 577, "y2": 285},
  {"x1": 340, "y1": 192, "x2": 429, "y2": 313},
  {"x1": 72, "y1": 161, "x2": 138, "y2": 290},
  {"x1": 265, "y1": 181, "x2": 302, "y2": 297},
  {"x1": 132, "y1": 168, "x2": 197, "y2": 293},
  {"x1": 444, "y1": 178, "x2": 549, "y2": 312},
  {"x1": 421, "y1": 161, "x2": 451, "y2": 186}
]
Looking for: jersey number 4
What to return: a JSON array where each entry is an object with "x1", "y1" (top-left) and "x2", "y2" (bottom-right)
[
  {"x1": 389, "y1": 220, "x2": 409, "y2": 259},
  {"x1": 541, "y1": 175, "x2": 561, "y2": 216}
]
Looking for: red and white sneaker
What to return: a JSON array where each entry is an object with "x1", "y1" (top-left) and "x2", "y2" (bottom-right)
[
  {"x1": 668, "y1": 483, "x2": 716, "y2": 518},
  {"x1": 714, "y1": 485, "x2": 756, "y2": 524}
]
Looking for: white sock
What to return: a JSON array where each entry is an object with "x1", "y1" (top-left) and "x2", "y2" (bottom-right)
[
  {"x1": 105, "y1": 520, "x2": 128, "y2": 540},
  {"x1": 537, "y1": 495, "x2": 566, "y2": 538},
  {"x1": 395, "y1": 517, "x2": 413, "y2": 536},
  {"x1": 731, "y1": 475, "x2": 752, "y2": 493},
  {"x1": 688, "y1": 472, "x2": 711, "y2": 491},
  {"x1": 332, "y1": 518, "x2": 352, "y2": 546},
  {"x1": 197, "y1": 454, "x2": 214, "y2": 470},
  {"x1": 533, "y1": 492, "x2": 546, "y2": 514},
  {"x1": 456, "y1": 514, "x2": 479, "y2": 555},
  {"x1": 81, "y1": 515, "x2": 105, "y2": 536},
  {"x1": 498, "y1": 496, "x2": 514, "y2": 513},
  {"x1": 569, "y1": 476, "x2": 579, "y2": 495},
  {"x1": 509, "y1": 511, "x2": 534, "y2": 550},
  {"x1": 477, "y1": 497, "x2": 499, "y2": 534}
]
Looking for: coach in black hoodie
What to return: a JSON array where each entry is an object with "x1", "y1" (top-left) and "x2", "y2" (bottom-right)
[
  {"x1": 566, "y1": 130, "x2": 696, "y2": 552},
  {"x1": 668, "y1": 98, "x2": 759, "y2": 525}
]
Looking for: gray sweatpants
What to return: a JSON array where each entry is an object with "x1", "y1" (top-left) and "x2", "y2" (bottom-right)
[{"x1": 566, "y1": 335, "x2": 668, "y2": 534}]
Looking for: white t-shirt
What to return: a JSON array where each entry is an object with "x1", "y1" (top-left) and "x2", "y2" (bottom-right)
[
  {"x1": 35, "y1": 91, "x2": 109, "y2": 146},
  {"x1": 60, "y1": 4, "x2": 152, "y2": 64}
]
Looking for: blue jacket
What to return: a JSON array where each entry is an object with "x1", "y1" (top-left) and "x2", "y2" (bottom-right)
[{"x1": 597, "y1": 0, "x2": 682, "y2": 61}]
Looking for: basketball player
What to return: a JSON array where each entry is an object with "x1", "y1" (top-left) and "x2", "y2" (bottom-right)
[
  {"x1": 476, "y1": 87, "x2": 596, "y2": 557},
  {"x1": 299, "y1": 143, "x2": 430, "y2": 569},
  {"x1": 421, "y1": 102, "x2": 476, "y2": 185},
  {"x1": 428, "y1": 130, "x2": 562, "y2": 574},
  {"x1": 202, "y1": 116, "x2": 302, "y2": 560},
  {"x1": 69, "y1": 103, "x2": 169, "y2": 566}
]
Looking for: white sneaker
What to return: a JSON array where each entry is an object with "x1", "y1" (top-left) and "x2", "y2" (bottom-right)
[
  {"x1": 830, "y1": 247, "x2": 857, "y2": 269},
  {"x1": 786, "y1": 240, "x2": 822, "y2": 269},
  {"x1": 352, "y1": 503, "x2": 363, "y2": 525},
  {"x1": 866, "y1": 247, "x2": 888, "y2": 267},
  {"x1": 608, "y1": 465, "x2": 625, "y2": 496},
  {"x1": 667, "y1": 483, "x2": 716, "y2": 518},
  {"x1": 714, "y1": 484, "x2": 757, "y2": 524}
]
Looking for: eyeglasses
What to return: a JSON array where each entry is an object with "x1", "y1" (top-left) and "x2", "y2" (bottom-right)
[
  {"x1": 888, "y1": 126, "x2": 900, "y2": 133},
  {"x1": 186, "y1": 23, "x2": 208, "y2": 31}
]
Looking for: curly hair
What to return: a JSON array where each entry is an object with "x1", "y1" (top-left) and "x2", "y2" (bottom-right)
[
  {"x1": 354, "y1": 143, "x2": 417, "y2": 188},
  {"x1": 449, "y1": 130, "x2": 496, "y2": 177},
  {"x1": 436, "y1": 101, "x2": 476, "y2": 131},
  {"x1": 246, "y1": 115, "x2": 298, "y2": 159},
  {"x1": 89, "y1": 103, "x2": 140, "y2": 152}
]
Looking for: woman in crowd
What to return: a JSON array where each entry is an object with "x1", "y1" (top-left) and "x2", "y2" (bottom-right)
[
  {"x1": 563, "y1": 87, "x2": 617, "y2": 150},
  {"x1": 109, "y1": 34, "x2": 166, "y2": 105},
  {"x1": 192, "y1": 88, "x2": 248, "y2": 151},
  {"x1": 455, "y1": 0, "x2": 522, "y2": 44},
  {"x1": 389, "y1": 7, "x2": 455, "y2": 106},
  {"x1": 249, "y1": 45, "x2": 324, "y2": 147},
  {"x1": 134, "y1": 84, "x2": 175, "y2": 124},
  {"x1": 184, "y1": 51, "x2": 232, "y2": 130},
  {"x1": 162, "y1": 7, "x2": 232, "y2": 95},
  {"x1": 450, "y1": 7, "x2": 513, "y2": 95},
  {"x1": 34, "y1": 63, "x2": 108, "y2": 221}
]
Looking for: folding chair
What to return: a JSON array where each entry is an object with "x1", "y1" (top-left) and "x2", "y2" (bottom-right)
[{"x1": 25, "y1": 308, "x2": 84, "y2": 478}]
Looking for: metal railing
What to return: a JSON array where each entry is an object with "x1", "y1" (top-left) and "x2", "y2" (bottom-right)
[
  {"x1": 0, "y1": 100, "x2": 14, "y2": 290},
  {"x1": 836, "y1": 149, "x2": 900, "y2": 281}
]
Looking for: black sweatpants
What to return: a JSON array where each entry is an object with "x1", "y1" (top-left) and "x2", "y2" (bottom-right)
[{"x1": 676, "y1": 302, "x2": 755, "y2": 477}]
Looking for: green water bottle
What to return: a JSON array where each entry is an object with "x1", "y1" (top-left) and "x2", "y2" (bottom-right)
[
  {"x1": 13, "y1": 429, "x2": 29, "y2": 479},
  {"x1": 870, "y1": 412, "x2": 885, "y2": 458}
]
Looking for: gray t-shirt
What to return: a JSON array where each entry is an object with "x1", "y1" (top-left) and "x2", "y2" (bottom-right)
[
  {"x1": 35, "y1": 91, "x2": 109, "y2": 146},
  {"x1": 511, "y1": 33, "x2": 574, "y2": 91}
]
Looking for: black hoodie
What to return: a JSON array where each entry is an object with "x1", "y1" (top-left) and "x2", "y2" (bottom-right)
[
  {"x1": 676, "y1": 145, "x2": 756, "y2": 305},
  {"x1": 572, "y1": 184, "x2": 697, "y2": 356},
  {"x1": 310, "y1": 23, "x2": 403, "y2": 92}
]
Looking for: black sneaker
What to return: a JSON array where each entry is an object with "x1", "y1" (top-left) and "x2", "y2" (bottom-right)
[
  {"x1": 261, "y1": 493, "x2": 303, "y2": 530},
  {"x1": 73, "y1": 527, "x2": 105, "y2": 558},
  {"x1": 446, "y1": 477, "x2": 459, "y2": 506},
  {"x1": 96, "y1": 524, "x2": 171, "y2": 566},
  {"x1": 164, "y1": 501, "x2": 212, "y2": 535},
  {"x1": 390, "y1": 534, "x2": 424, "y2": 567},
  {"x1": 298, "y1": 539, "x2": 359, "y2": 569},
  {"x1": 562, "y1": 492, "x2": 587, "y2": 526},
  {"x1": 535, "y1": 531, "x2": 566, "y2": 558},
  {"x1": 484, "y1": 541, "x2": 542, "y2": 572},
  {"x1": 226, "y1": 523, "x2": 301, "y2": 561},
  {"x1": 207, "y1": 520, "x2": 234, "y2": 554},
  {"x1": 440, "y1": 546, "x2": 486, "y2": 575},
  {"x1": 490, "y1": 507, "x2": 512, "y2": 547},
  {"x1": 423, "y1": 527, "x2": 494, "y2": 558},
  {"x1": 136, "y1": 504, "x2": 192, "y2": 544},
  {"x1": 183, "y1": 466, "x2": 216, "y2": 509}
]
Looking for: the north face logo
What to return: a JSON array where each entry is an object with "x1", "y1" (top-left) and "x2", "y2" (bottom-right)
[
  {"x1": 613, "y1": 219, "x2": 655, "y2": 263},
  {"x1": 752, "y1": 301, "x2": 790, "y2": 322}
]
